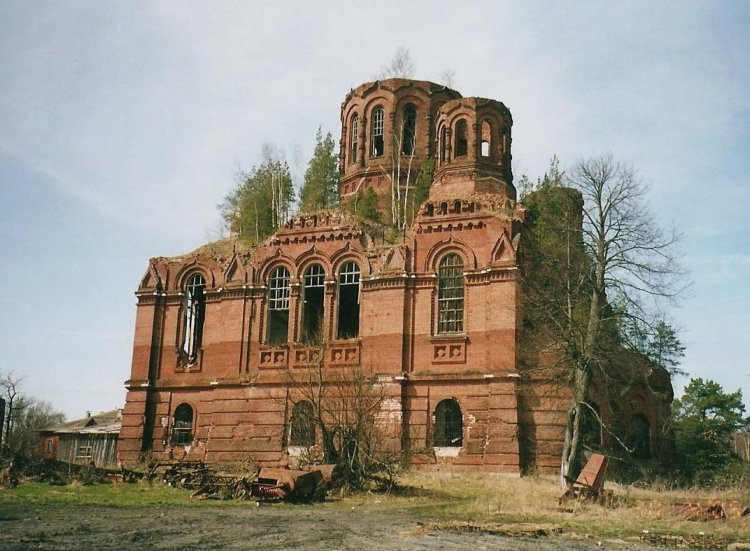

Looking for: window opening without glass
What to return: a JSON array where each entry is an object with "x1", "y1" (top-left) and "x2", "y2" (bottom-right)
[
  {"x1": 268, "y1": 266, "x2": 291, "y2": 345},
  {"x1": 182, "y1": 273, "x2": 206, "y2": 363},
  {"x1": 337, "y1": 261, "x2": 360, "y2": 339},
  {"x1": 401, "y1": 104, "x2": 417, "y2": 155},
  {"x1": 434, "y1": 399, "x2": 462, "y2": 446},
  {"x1": 171, "y1": 404, "x2": 194, "y2": 446},
  {"x1": 290, "y1": 400, "x2": 315, "y2": 447},
  {"x1": 302, "y1": 264, "x2": 325, "y2": 344}
]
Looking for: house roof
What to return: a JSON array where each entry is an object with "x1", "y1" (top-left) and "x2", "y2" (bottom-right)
[{"x1": 41, "y1": 409, "x2": 122, "y2": 434}]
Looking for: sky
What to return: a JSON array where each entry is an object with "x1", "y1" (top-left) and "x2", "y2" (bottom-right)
[{"x1": 0, "y1": 1, "x2": 748, "y2": 419}]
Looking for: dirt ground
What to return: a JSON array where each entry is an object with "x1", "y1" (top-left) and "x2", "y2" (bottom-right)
[{"x1": 1, "y1": 500, "x2": 679, "y2": 551}]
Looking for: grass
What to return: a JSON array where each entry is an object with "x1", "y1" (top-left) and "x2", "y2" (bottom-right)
[{"x1": 2, "y1": 471, "x2": 749, "y2": 545}]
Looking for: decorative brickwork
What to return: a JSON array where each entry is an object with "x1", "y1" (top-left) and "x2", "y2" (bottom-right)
[{"x1": 119, "y1": 79, "x2": 672, "y2": 473}]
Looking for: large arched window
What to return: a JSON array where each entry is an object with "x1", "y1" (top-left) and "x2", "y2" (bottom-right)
[
  {"x1": 401, "y1": 103, "x2": 417, "y2": 155},
  {"x1": 371, "y1": 106, "x2": 384, "y2": 157},
  {"x1": 182, "y1": 273, "x2": 206, "y2": 363},
  {"x1": 454, "y1": 119, "x2": 468, "y2": 157},
  {"x1": 627, "y1": 414, "x2": 651, "y2": 459},
  {"x1": 580, "y1": 401, "x2": 602, "y2": 451},
  {"x1": 434, "y1": 399, "x2": 462, "y2": 447},
  {"x1": 350, "y1": 114, "x2": 359, "y2": 164},
  {"x1": 437, "y1": 254, "x2": 464, "y2": 334},
  {"x1": 290, "y1": 400, "x2": 315, "y2": 447},
  {"x1": 302, "y1": 264, "x2": 325, "y2": 344},
  {"x1": 337, "y1": 261, "x2": 360, "y2": 339},
  {"x1": 268, "y1": 266, "x2": 291, "y2": 345},
  {"x1": 171, "y1": 404, "x2": 194, "y2": 446},
  {"x1": 480, "y1": 120, "x2": 492, "y2": 158}
]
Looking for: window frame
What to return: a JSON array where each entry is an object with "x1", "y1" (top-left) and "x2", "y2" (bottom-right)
[
  {"x1": 182, "y1": 273, "x2": 206, "y2": 364},
  {"x1": 350, "y1": 114, "x2": 359, "y2": 164},
  {"x1": 371, "y1": 106, "x2": 385, "y2": 157},
  {"x1": 267, "y1": 266, "x2": 292, "y2": 345},
  {"x1": 336, "y1": 261, "x2": 361, "y2": 340},
  {"x1": 171, "y1": 403, "x2": 194, "y2": 446},
  {"x1": 433, "y1": 399, "x2": 463, "y2": 447},
  {"x1": 436, "y1": 253, "x2": 465, "y2": 334},
  {"x1": 301, "y1": 264, "x2": 326, "y2": 344},
  {"x1": 401, "y1": 103, "x2": 417, "y2": 155}
]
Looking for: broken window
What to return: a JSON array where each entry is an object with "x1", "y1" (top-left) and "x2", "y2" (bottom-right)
[
  {"x1": 350, "y1": 114, "x2": 358, "y2": 164},
  {"x1": 454, "y1": 119, "x2": 468, "y2": 157},
  {"x1": 434, "y1": 399, "x2": 462, "y2": 447},
  {"x1": 45, "y1": 438, "x2": 53, "y2": 454},
  {"x1": 439, "y1": 125, "x2": 446, "y2": 162},
  {"x1": 76, "y1": 445, "x2": 93, "y2": 459},
  {"x1": 171, "y1": 404, "x2": 194, "y2": 446},
  {"x1": 267, "y1": 266, "x2": 291, "y2": 345},
  {"x1": 290, "y1": 400, "x2": 315, "y2": 447},
  {"x1": 301, "y1": 264, "x2": 325, "y2": 344},
  {"x1": 182, "y1": 273, "x2": 206, "y2": 364},
  {"x1": 437, "y1": 253, "x2": 464, "y2": 334},
  {"x1": 627, "y1": 414, "x2": 651, "y2": 459},
  {"x1": 481, "y1": 120, "x2": 492, "y2": 157},
  {"x1": 401, "y1": 103, "x2": 417, "y2": 155},
  {"x1": 580, "y1": 401, "x2": 602, "y2": 451},
  {"x1": 336, "y1": 261, "x2": 360, "y2": 339},
  {"x1": 371, "y1": 106, "x2": 384, "y2": 157}
]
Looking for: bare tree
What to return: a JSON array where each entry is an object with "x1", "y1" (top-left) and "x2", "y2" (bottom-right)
[
  {"x1": 439, "y1": 69, "x2": 456, "y2": 89},
  {"x1": 522, "y1": 154, "x2": 685, "y2": 485},
  {"x1": 284, "y1": 345, "x2": 399, "y2": 493},
  {"x1": 376, "y1": 47, "x2": 415, "y2": 80},
  {"x1": 0, "y1": 371, "x2": 24, "y2": 454}
]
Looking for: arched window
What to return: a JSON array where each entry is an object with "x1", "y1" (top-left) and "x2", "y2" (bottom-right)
[
  {"x1": 290, "y1": 400, "x2": 315, "y2": 447},
  {"x1": 401, "y1": 103, "x2": 417, "y2": 155},
  {"x1": 350, "y1": 114, "x2": 358, "y2": 164},
  {"x1": 454, "y1": 119, "x2": 468, "y2": 157},
  {"x1": 337, "y1": 261, "x2": 360, "y2": 339},
  {"x1": 580, "y1": 401, "x2": 602, "y2": 451},
  {"x1": 439, "y1": 125, "x2": 447, "y2": 162},
  {"x1": 171, "y1": 404, "x2": 194, "y2": 446},
  {"x1": 481, "y1": 120, "x2": 492, "y2": 157},
  {"x1": 182, "y1": 273, "x2": 206, "y2": 363},
  {"x1": 371, "y1": 106, "x2": 384, "y2": 157},
  {"x1": 302, "y1": 264, "x2": 325, "y2": 344},
  {"x1": 627, "y1": 414, "x2": 651, "y2": 459},
  {"x1": 437, "y1": 254, "x2": 464, "y2": 334},
  {"x1": 268, "y1": 266, "x2": 291, "y2": 345},
  {"x1": 434, "y1": 399, "x2": 462, "y2": 447}
]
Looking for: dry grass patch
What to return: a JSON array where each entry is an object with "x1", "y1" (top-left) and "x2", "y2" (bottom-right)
[{"x1": 378, "y1": 470, "x2": 750, "y2": 545}]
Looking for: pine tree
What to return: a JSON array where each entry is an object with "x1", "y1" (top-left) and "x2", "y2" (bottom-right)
[{"x1": 299, "y1": 127, "x2": 339, "y2": 213}]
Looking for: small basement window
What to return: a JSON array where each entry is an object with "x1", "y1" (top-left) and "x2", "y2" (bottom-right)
[
  {"x1": 171, "y1": 403, "x2": 194, "y2": 446},
  {"x1": 434, "y1": 399, "x2": 463, "y2": 447},
  {"x1": 301, "y1": 264, "x2": 325, "y2": 344},
  {"x1": 268, "y1": 266, "x2": 291, "y2": 345},
  {"x1": 290, "y1": 400, "x2": 315, "y2": 447},
  {"x1": 337, "y1": 261, "x2": 361, "y2": 339}
]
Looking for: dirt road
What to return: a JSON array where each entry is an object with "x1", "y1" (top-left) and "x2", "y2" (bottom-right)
[{"x1": 1, "y1": 501, "x2": 671, "y2": 551}]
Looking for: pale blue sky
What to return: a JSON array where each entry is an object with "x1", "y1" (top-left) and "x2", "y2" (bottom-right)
[{"x1": 1, "y1": 1, "x2": 748, "y2": 418}]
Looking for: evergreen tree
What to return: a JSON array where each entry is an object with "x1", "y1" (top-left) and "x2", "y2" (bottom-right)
[
  {"x1": 299, "y1": 127, "x2": 339, "y2": 213},
  {"x1": 672, "y1": 378, "x2": 749, "y2": 478},
  {"x1": 221, "y1": 147, "x2": 294, "y2": 243},
  {"x1": 410, "y1": 157, "x2": 434, "y2": 221},
  {"x1": 356, "y1": 188, "x2": 380, "y2": 222}
]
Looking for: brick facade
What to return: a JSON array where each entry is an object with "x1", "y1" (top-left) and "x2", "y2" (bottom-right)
[{"x1": 119, "y1": 79, "x2": 672, "y2": 472}]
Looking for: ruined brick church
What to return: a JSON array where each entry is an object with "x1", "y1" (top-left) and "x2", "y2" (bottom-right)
[{"x1": 119, "y1": 79, "x2": 673, "y2": 472}]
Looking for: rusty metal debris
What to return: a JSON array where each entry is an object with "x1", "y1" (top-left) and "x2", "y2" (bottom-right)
[
  {"x1": 148, "y1": 461, "x2": 336, "y2": 501},
  {"x1": 559, "y1": 453, "x2": 609, "y2": 508}
]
